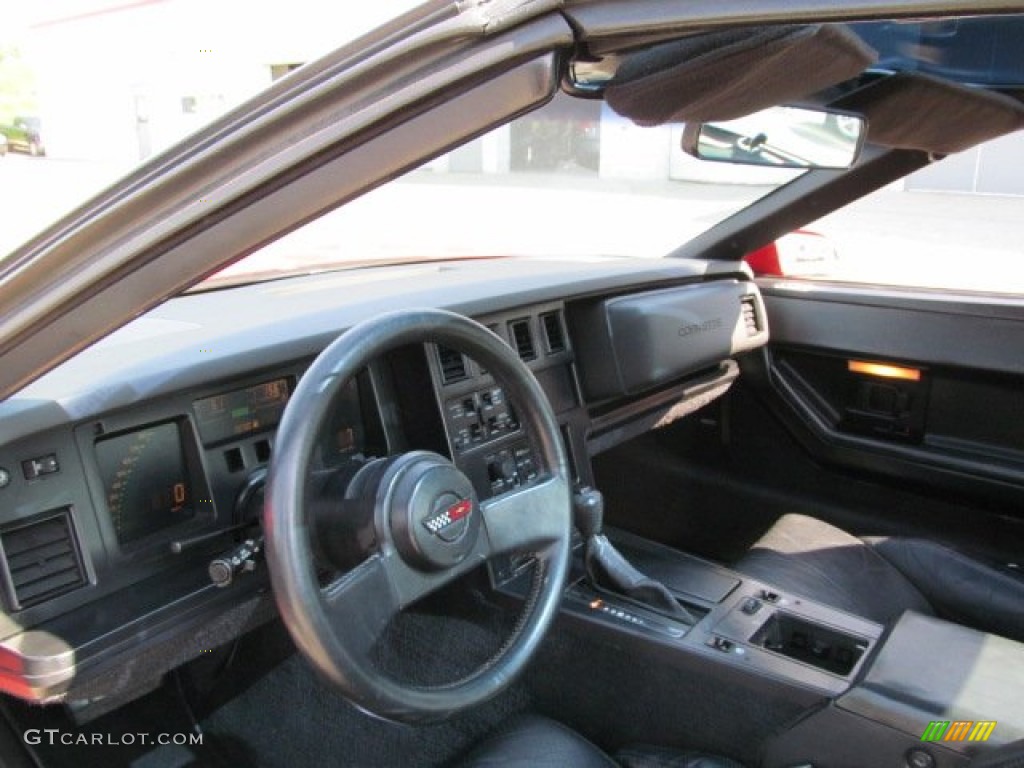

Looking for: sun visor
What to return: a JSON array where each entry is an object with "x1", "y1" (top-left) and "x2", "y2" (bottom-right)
[
  {"x1": 604, "y1": 25, "x2": 878, "y2": 126},
  {"x1": 834, "y1": 73, "x2": 1024, "y2": 155}
]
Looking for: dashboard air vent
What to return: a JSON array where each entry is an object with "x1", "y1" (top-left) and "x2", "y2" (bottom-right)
[
  {"x1": 541, "y1": 311, "x2": 566, "y2": 354},
  {"x1": 740, "y1": 295, "x2": 762, "y2": 338},
  {"x1": 437, "y1": 345, "x2": 468, "y2": 384},
  {"x1": 510, "y1": 319, "x2": 536, "y2": 361},
  {"x1": 0, "y1": 509, "x2": 86, "y2": 611}
]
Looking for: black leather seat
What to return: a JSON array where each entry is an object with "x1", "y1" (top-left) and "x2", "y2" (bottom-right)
[
  {"x1": 456, "y1": 715, "x2": 744, "y2": 768},
  {"x1": 734, "y1": 513, "x2": 1024, "y2": 642}
]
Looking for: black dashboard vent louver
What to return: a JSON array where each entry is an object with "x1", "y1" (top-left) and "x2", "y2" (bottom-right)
[
  {"x1": 740, "y1": 295, "x2": 762, "y2": 337},
  {"x1": 437, "y1": 345, "x2": 469, "y2": 384},
  {"x1": 541, "y1": 311, "x2": 566, "y2": 354},
  {"x1": 510, "y1": 319, "x2": 536, "y2": 361},
  {"x1": 0, "y1": 509, "x2": 86, "y2": 611}
]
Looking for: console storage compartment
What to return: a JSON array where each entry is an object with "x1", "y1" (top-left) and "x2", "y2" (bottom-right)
[{"x1": 752, "y1": 611, "x2": 869, "y2": 676}]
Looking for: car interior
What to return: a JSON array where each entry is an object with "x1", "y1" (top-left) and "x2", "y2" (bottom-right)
[{"x1": 1, "y1": 2, "x2": 1023, "y2": 767}]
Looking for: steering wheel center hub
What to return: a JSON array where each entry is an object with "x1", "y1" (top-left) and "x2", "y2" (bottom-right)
[{"x1": 387, "y1": 452, "x2": 480, "y2": 570}]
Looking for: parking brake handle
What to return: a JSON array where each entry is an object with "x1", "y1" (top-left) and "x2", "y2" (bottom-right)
[{"x1": 573, "y1": 487, "x2": 696, "y2": 624}]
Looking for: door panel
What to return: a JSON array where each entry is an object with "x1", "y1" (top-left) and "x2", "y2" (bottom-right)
[
  {"x1": 763, "y1": 286, "x2": 1024, "y2": 375},
  {"x1": 756, "y1": 282, "x2": 1024, "y2": 508}
]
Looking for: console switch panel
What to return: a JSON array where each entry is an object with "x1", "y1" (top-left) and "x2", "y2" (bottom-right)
[{"x1": 446, "y1": 387, "x2": 519, "y2": 453}]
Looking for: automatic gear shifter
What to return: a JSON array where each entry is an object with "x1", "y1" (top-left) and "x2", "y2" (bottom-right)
[{"x1": 573, "y1": 487, "x2": 696, "y2": 624}]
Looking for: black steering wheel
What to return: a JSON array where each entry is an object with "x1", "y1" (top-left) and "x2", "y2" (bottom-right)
[{"x1": 264, "y1": 309, "x2": 572, "y2": 723}]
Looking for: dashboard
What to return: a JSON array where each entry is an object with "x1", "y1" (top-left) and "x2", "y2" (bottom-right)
[{"x1": 0, "y1": 257, "x2": 767, "y2": 712}]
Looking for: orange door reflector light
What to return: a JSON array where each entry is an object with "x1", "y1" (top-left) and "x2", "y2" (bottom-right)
[{"x1": 847, "y1": 360, "x2": 922, "y2": 382}]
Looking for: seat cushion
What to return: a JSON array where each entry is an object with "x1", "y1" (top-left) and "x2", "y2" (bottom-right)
[
  {"x1": 733, "y1": 514, "x2": 933, "y2": 625},
  {"x1": 456, "y1": 715, "x2": 617, "y2": 768},
  {"x1": 618, "y1": 744, "x2": 747, "y2": 767},
  {"x1": 455, "y1": 716, "x2": 748, "y2": 768},
  {"x1": 869, "y1": 536, "x2": 1024, "y2": 642}
]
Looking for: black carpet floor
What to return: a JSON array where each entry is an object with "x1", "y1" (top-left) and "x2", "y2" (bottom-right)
[
  {"x1": 199, "y1": 608, "x2": 531, "y2": 768},
  {"x1": 8, "y1": 582, "x2": 532, "y2": 768}
]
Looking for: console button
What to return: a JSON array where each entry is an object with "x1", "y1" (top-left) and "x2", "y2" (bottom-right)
[
  {"x1": 741, "y1": 597, "x2": 763, "y2": 615},
  {"x1": 706, "y1": 636, "x2": 735, "y2": 652}
]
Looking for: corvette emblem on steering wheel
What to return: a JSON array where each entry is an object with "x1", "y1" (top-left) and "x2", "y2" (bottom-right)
[{"x1": 423, "y1": 497, "x2": 473, "y2": 540}]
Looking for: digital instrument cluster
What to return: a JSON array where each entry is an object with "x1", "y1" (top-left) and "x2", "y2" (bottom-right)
[
  {"x1": 194, "y1": 377, "x2": 293, "y2": 446},
  {"x1": 92, "y1": 371, "x2": 374, "y2": 550},
  {"x1": 94, "y1": 420, "x2": 198, "y2": 545}
]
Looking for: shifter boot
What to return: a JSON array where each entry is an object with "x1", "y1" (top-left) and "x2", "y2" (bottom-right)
[{"x1": 586, "y1": 534, "x2": 696, "y2": 624}]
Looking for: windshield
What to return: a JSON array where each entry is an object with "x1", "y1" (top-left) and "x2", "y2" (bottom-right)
[
  {"x1": 0, "y1": 2, "x2": 797, "y2": 275},
  {"x1": 5, "y1": 7, "x2": 1024, "y2": 286},
  {"x1": 204, "y1": 97, "x2": 796, "y2": 288}
]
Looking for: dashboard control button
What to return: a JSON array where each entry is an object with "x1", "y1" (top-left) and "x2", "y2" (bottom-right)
[
  {"x1": 22, "y1": 454, "x2": 59, "y2": 480},
  {"x1": 487, "y1": 455, "x2": 517, "y2": 482}
]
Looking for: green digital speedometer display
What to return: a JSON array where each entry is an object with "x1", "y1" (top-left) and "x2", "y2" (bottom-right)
[{"x1": 95, "y1": 421, "x2": 195, "y2": 545}]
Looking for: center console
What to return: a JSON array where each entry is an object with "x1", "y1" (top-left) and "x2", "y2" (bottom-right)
[
  {"x1": 493, "y1": 528, "x2": 883, "y2": 698},
  {"x1": 493, "y1": 528, "x2": 1024, "y2": 768},
  {"x1": 761, "y1": 610, "x2": 1024, "y2": 768}
]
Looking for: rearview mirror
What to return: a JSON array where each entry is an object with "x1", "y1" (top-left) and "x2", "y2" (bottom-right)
[{"x1": 682, "y1": 106, "x2": 865, "y2": 170}]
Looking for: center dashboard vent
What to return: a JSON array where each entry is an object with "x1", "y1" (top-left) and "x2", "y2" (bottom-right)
[
  {"x1": 509, "y1": 319, "x2": 536, "y2": 361},
  {"x1": 740, "y1": 295, "x2": 762, "y2": 337},
  {"x1": 437, "y1": 345, "x2": 469, "y2": 384},
  {"x1": 541, "y1": 311, "x2": 566, "y2": 354},
  {"x1": 0, "y1": 509, "x2": 86, "y2": 611}
]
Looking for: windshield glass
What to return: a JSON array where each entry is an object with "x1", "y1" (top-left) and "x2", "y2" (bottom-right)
[
  {"x1": 205, "y1": 96, "x2": 797, "y2": 287},
  {"x1": 0, "y1": 3, "x2": 798, "y2": 273},
  {"x1": 6, "y1": 6, "x2": 1024, "y2": 283}
]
